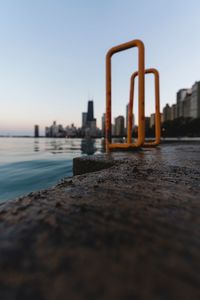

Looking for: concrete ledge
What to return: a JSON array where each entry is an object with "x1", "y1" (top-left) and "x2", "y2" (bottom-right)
[
  {"x1": 0, "y1": 143, "x2": 200, "y2": 300},
  {"x1": 73, "y1": 154, "x2": 115, "y2": 175}
]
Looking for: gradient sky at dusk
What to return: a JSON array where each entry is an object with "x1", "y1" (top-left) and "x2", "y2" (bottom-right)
[{"x1": 0, "y1": 0, "x2": 200, "y2": 135}]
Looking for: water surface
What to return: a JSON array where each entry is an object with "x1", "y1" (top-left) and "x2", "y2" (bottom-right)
[{"x1": 0, "y1": 138, "x2": 103, "y2": 202}]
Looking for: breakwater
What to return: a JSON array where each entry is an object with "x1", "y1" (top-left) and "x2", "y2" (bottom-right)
[{"x1": 0, "y1": 143, "x2": 200, "y2": 300}]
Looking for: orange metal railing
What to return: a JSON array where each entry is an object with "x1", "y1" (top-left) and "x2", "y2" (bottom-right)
[
  {"x1": 105, "y1": 39, "x2": 160, "y2": 152},
  {"x1": 128, "y1": 68, "x2": 161, "y2": 146},
  {"x1": 106, "y1": 39, "x2": 145, "y2": 152}
]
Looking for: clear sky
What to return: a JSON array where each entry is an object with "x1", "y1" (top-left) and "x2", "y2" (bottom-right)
[{"x1": 0, "y1": 0, "x2": 200, "y2": 135}]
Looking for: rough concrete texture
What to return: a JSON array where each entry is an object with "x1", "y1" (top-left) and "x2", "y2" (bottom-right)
[
  {"x1": 0, "y1": 143, "x2": 200, "y2": 300},
  {"x1": 73, "y1": 154, "x2": 115, "y2": 175}
]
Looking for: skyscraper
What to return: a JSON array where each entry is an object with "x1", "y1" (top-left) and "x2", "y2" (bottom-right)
[
  {"x1": 34, "y1": 125, "x2": 39, "y2": 137},
  {"x1": 115, "y1": 116, "x2": 125, "y2": 137},
  {"x1": 163, "y1": 104, "x2": 171, "y2": 122},
  {"x1": 87, "y1": 100, "x2": 94, "y2": 122},
  {"x1": 190, "y1": 81, "x2": 200, "y2": 118},
  {"x1": 81, "y1": 100, "x2": 97, "y2": 137},
  {"x1": 82, "y1": 112, "x2": 88, "y2": 128},
  {"x1": 176, "y1": 89, "x2": 188, "y2": 118}
]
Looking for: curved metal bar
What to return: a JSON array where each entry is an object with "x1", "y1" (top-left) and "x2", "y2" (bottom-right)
[
  {"x1": 128, "y1": 68, "x2": 160, "y2": 147},
  {"x1": 106, "y1": 40, "x2": 145, "y2": 152}
]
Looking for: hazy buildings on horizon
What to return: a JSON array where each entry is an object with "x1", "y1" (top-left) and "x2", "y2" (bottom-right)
[
  {"x1": 101, "y1": 103, "x2": 135, "y2": 138},
  {"x1": 34, "y1": 80, "x2": 200, "y2": 138},
  {"x1": 145, "y1": 80, "x2": 200, "y2": 132},
  {"x1": 66, "y1": 123, "x2": 78, "y2": 138},
  {"x1": 162, "y1": 81, "x2": 200, "y2": 123},
  {"x1": 45, "y1": 121, "x2": 66, "y2": 138},
  {"x1": 43, "y1": 100, "x2": 99, "y2": 138}
]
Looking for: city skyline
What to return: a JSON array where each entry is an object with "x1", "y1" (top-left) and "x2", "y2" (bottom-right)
[
  {"x1": 44, "y1": 100, "x2": 99, "y2": 138},
  {"x1": 1, "y1": 1, "x2": 200, "y2": 135},
  {"x1": 34, "y1": 78, "x2": 200, "y2": 138},
  {"x1": 2, "y1": 75, "x2": 200, "y2": 137}
]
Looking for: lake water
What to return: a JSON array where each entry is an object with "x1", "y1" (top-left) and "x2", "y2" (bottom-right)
[{"x1": 0, "y1": 138, "x2": 104, "y2": 202}]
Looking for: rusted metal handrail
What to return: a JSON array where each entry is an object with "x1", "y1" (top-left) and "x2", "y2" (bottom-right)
[
  {"x1": 106, "y1": 39, "x2": 145, "y2": 152},
  {"x1": 128, "y1": 68, "x2": 160, "y2": 146}
]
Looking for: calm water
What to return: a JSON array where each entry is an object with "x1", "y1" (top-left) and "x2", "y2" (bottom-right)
[{"x1": 0, "y1": 138, "x2": 104, "y2": 202}]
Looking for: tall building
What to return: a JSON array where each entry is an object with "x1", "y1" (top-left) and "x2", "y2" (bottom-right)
[
  {"x1": 145, "y1": 117, "x2": 150, "y2": 131},
  {"x1": 174, "y1": 82, "x2": 200, "y2": 119},
  {"x1": 162, "y1": 81, "x2": 200, "y2": 122},
  {"x1": 176, "y1": 89, "x2": 188, "y2": 118},
  {"x1": 112, "y1": 124, "x2": 115, "y2": 136},
  {"x1": 82, "y1": 112, "x2": 88, "y2": 128},
  {"x1": 190, "y1": 81, "x2": 200, "y2": 118},
  {"x1": 170, "y1": 104, "x2": 177, "y2": 120},
  {"x1": 34, "y1": 125, "x2": 39, "y2": 137},
  {"x1": 66, "y1": 124, "x2": 77, "y2": 137},
  {"x1": 115, "y1": 116, "x2": 125, "y2": 137},
  {"x1": 45, "y1": 126, "x2": 51, "y2": 137},
  {"x1": 87, "y1": 100, "x2": 94, "y2": 122},
  {"x1": 89, "y1": 120, "x2": 97, "y2": 137},
  {"x1": 182, "y1": 92, "x2": 191, "y2": 118},
  {"x1": 45, "y1": 121, "x2": 64, "y2": 137},
  {"x1": 52, "y1": 121, "x2": 58, "y2": 137},
  {"x1": 81, "y1": 100, "x2": 97, "y2": 137},
  {"x1": 163, "y1": 104, "x2": 171, "y2": 122}
]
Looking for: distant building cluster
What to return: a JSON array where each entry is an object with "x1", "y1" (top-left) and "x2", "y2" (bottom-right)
[
  {"x1": 45, "y1": 121, "x2": 78, "y2": 138},
  {"x1": 162, "y1": 81, "x2": 200, "y2": 123},
  {"x1": 35, "y1": 100, "x2": 135, "y2": 138},
  {"x1": 34, "y1": 80, "x2": 200, "y2": 138},
  {"x1": 38, "y1": 100, "x2": 100, "y2": 138},
  {"x1": 34, "y1": 100, "x2": 135, "y2": 138},
  {"x1": 101, "y1": 104, "x2": 135, "y2": 138},
  {"x1": 145, "y1": 113, "x2": 164, "y2": 131},
  {"x1": 144, "y1": 81, "x2": 200, "y2": 131}
]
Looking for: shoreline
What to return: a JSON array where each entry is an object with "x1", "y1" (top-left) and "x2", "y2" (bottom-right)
[{"x1": 1, "y1": 135, "x2": 200, "y2": 141}]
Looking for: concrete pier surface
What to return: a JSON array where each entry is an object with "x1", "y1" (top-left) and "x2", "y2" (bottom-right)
[{"x1": 0, "y1": 142, "x2": 200, "y2": 300}]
